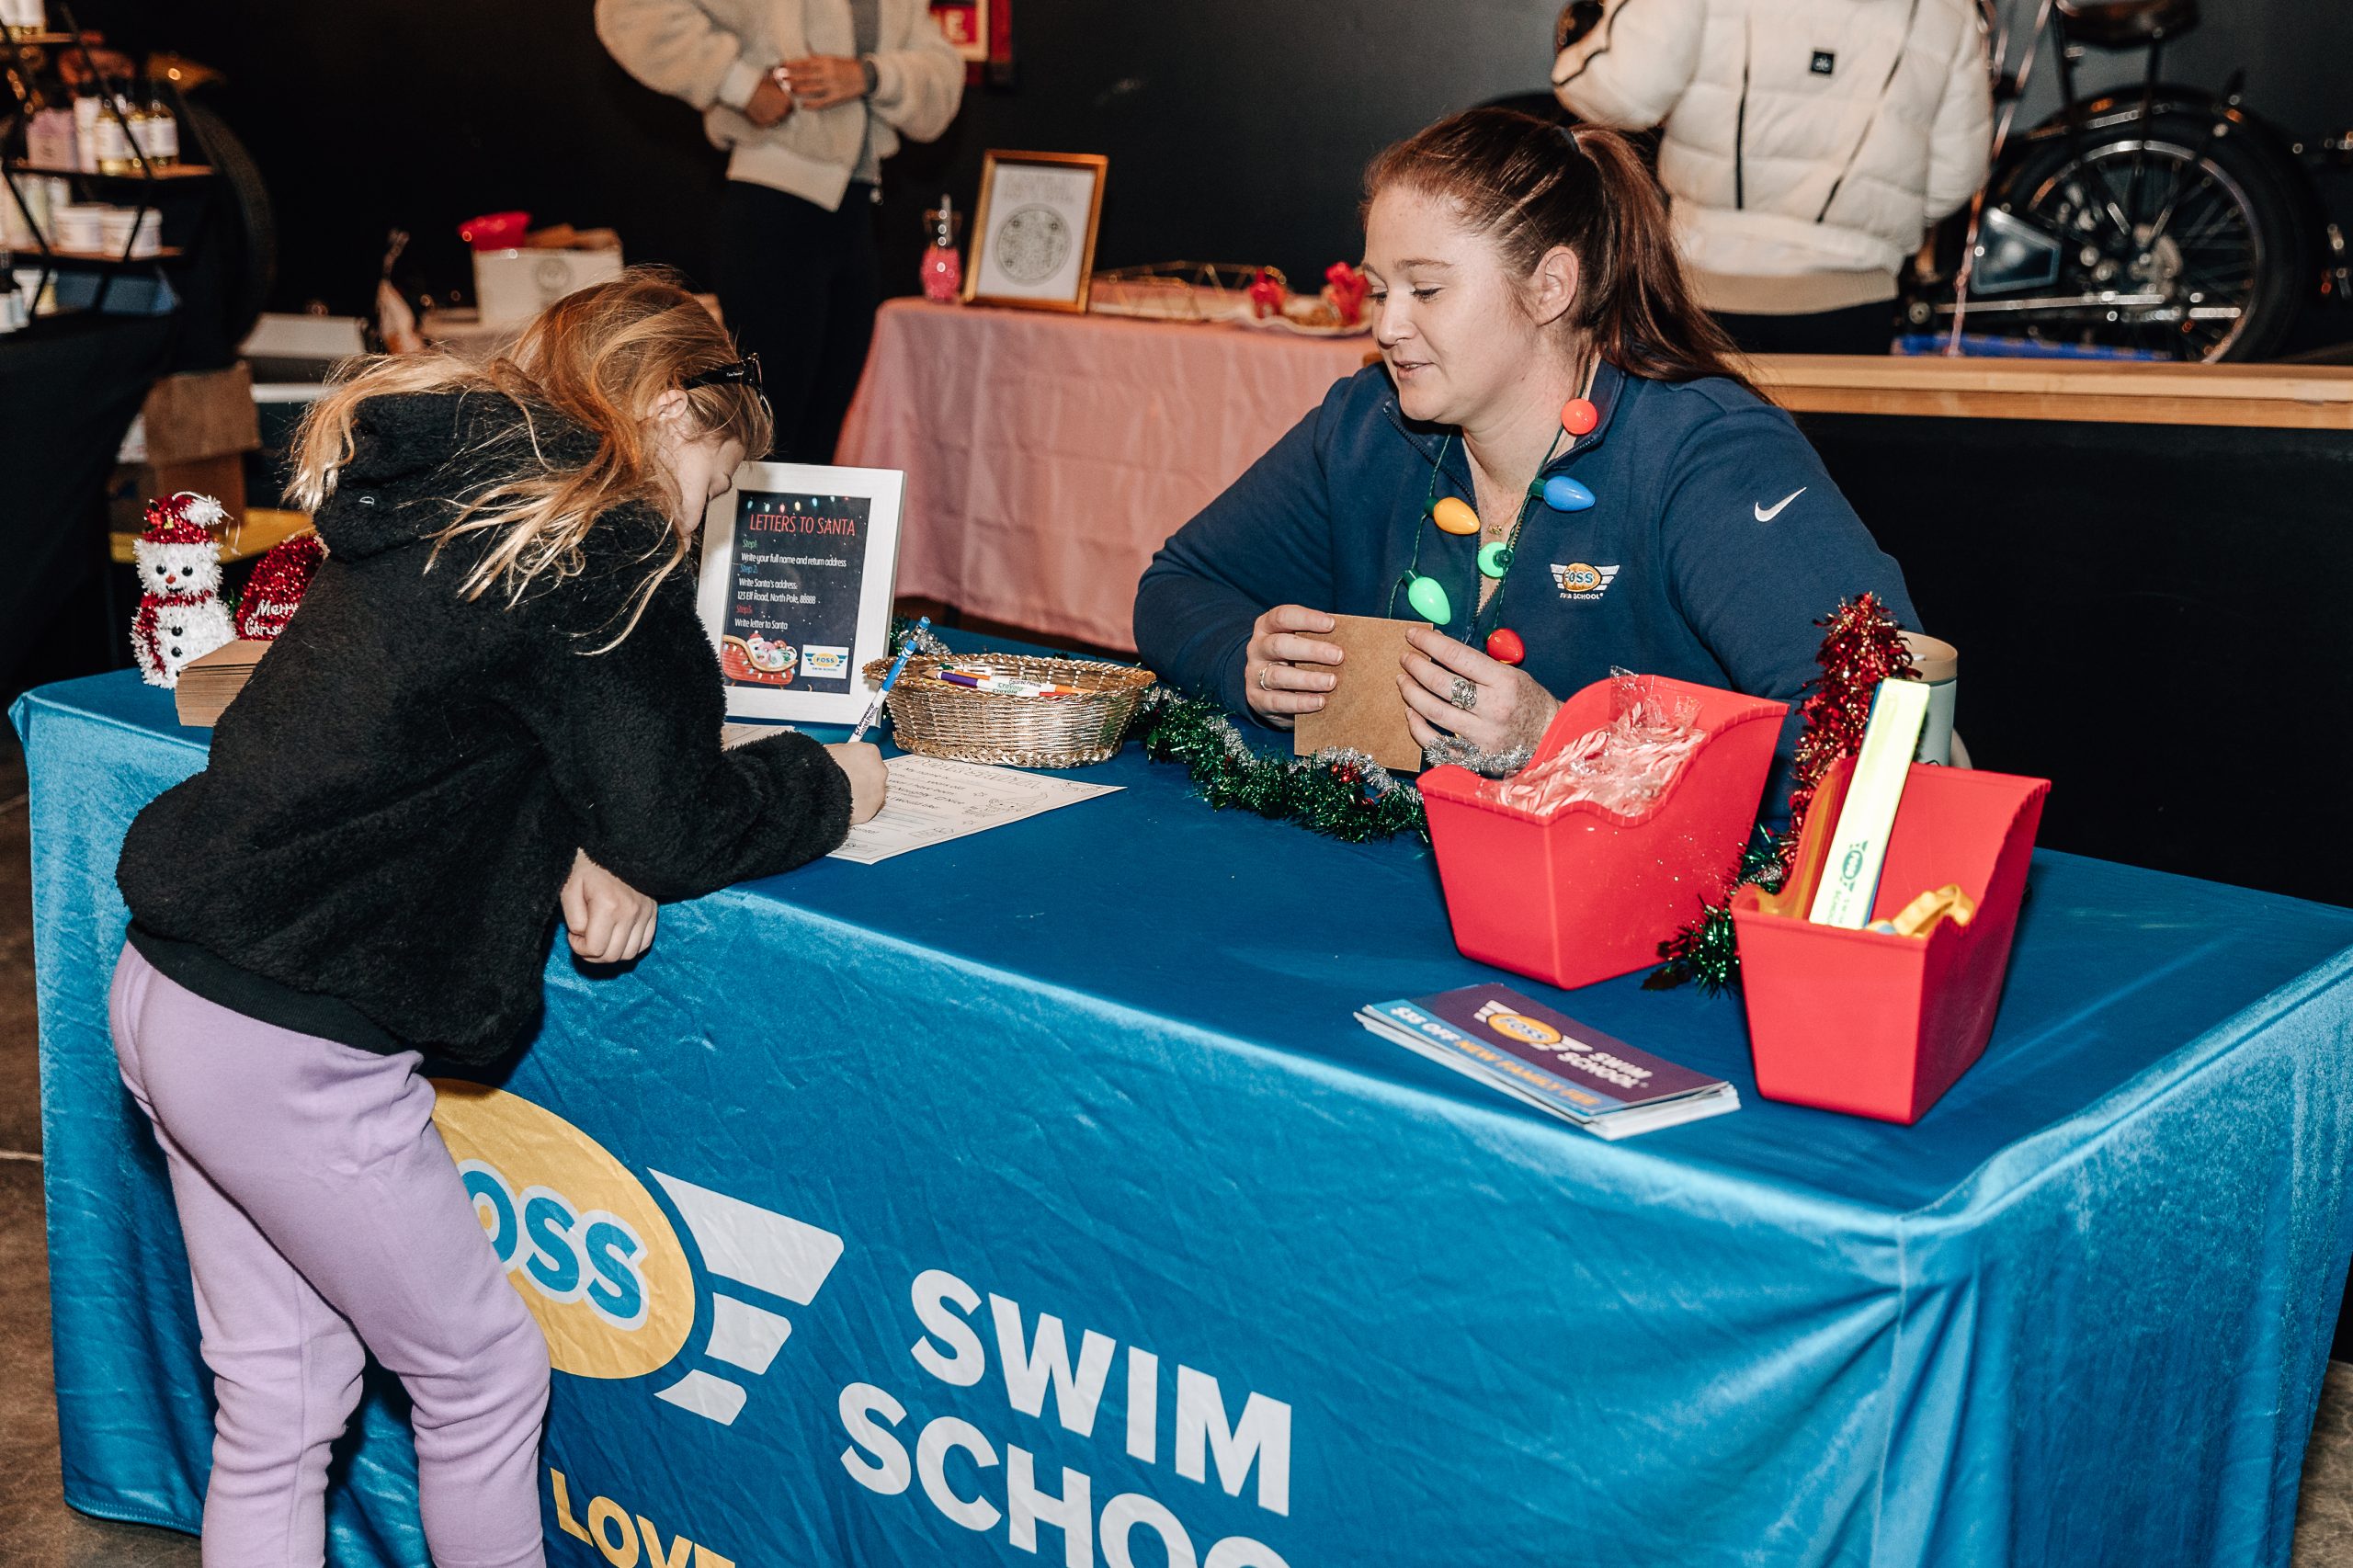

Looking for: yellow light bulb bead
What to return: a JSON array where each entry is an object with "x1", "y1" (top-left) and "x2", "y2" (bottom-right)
[{"x1": 1430, "y1": 496, "x2": 1480, "y2": 536}]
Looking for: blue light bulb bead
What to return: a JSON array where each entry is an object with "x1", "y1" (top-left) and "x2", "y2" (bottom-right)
[
  {"x1": 1542, "y1": 474, "x2": 1596, "y2": 513},
  {"x1": 1405, "y1": 574, "x2": 1452, "y2": 625}
]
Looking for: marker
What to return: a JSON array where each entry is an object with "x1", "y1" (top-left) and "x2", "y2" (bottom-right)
[
  {"x1": 938, "y1": 670, "x2": 1084, "y2": 697},
  {"x1": 848, "y1": 616, "x2": 928, "y2": 744}
]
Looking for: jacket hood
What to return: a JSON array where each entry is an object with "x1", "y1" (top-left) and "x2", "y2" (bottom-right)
[{"x1": 317, "y1": 390, "x2": 596, "y2": 561}]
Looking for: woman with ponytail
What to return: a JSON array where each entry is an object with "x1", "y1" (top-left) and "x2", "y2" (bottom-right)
[{"x1": 1134, "y1": 108, "x2": 1920, "y2": 788}]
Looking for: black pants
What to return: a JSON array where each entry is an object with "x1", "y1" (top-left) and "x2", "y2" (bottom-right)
[
  {"x1": 715, "y1": 180, "x2": 881, "y2": 462},
  {"x1": 1714, "y1": 299, "x2": 1895, "y2": 356}
]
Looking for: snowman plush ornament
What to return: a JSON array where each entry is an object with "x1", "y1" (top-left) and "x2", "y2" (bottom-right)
[{"x1": 131, "y1": 493, "x2": 236, "y2": 687}]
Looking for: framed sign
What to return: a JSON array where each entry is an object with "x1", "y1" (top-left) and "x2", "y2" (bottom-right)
[
  {"x1": 695, "y1": 462, "x2": 904, "y2": 726},
  {"x1": 930, "y1": 0, "x2": 989, "y2": 63},
  {"x1": 963, "y1": 150, "x2": 1108, "y2": 312}
]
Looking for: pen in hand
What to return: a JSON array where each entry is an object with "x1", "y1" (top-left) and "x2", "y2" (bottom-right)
[{"x1": 848, "y1": 616, "x2": 929, "y2": 744}]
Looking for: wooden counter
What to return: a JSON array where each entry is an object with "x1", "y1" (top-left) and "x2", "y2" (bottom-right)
[{"x1": 1752, "y1": 354, "x2": 2353, "y2": 431}]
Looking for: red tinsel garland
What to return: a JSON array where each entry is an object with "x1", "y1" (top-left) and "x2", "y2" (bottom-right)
[
  {"x1": 1646, "y1": 593, "x2": 1915, "y2": 993},
  {"x1": 234, "y1": 532, "x2": 326, "y2": 642}
]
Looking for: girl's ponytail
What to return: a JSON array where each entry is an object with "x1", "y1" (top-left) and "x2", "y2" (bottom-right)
[{"x1": 1366, "y1": 109, "x2": 1758, "y2": 398}]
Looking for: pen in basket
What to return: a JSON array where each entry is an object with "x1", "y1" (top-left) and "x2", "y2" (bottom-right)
[{"x1": 849, "y1": 616, "x2": 930, "y2": 744}]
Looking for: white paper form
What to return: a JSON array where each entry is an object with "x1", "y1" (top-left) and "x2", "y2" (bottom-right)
[{"x1": 827, "y1": 756, "x2": 1121, "y2": 864}]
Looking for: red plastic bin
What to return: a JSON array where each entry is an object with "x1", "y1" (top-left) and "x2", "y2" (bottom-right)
[
  {"x1": 1732, "y1": 756, "x2": 2050, "y2": 1124},
  {"x1": 1422, "y1": 676, "x2": 1789, "y2": 990}
]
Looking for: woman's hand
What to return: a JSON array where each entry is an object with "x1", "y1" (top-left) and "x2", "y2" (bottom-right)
[
  {"x1": 776, "y1": 55, "x2": 868, "y2": 112},
  {"x1": 560, "y1": 850, "x2": 658, "y2": 964},
  {"x1": 825, "y1": 742, "x2": 889, "y2": 825},
  {"x1": 1243, "y1": 605, "x2": 1346, "y2": 727},
  {"x1": 1397, "y1": 626, "x2": 1560, "y2": 769},
  {"x1": 745, "y1": 74, "x2": 795, "y2": 127}
]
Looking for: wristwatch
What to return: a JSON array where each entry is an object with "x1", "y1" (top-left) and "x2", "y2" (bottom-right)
[{"x1": 858, "y1": 55, "x2": 879, "y2": 97}]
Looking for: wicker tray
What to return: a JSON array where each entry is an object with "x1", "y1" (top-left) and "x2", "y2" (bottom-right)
[{"x1": 861, "y1": 653, "x2": 1156, "y2": 768}]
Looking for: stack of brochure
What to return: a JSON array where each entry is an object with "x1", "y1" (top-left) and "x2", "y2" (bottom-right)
[{"x1": 1358, "y1": 983, "x2": 1738, "y2": 1140}]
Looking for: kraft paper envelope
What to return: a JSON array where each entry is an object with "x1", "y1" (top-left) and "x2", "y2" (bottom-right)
[{"x1": 1293, "y1": 614, "x2": 1428, "y2": 774}]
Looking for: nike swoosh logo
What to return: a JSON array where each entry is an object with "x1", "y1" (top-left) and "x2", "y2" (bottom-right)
[{"x1": 1755, "y1": 487, "x2": 1806, "y2": 523}]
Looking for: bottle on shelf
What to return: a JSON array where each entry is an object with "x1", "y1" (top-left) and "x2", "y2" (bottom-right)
[
  {"x1": 93, "y1": 85, "x2": 141, "y2": 176},
  {"x1": 72, "y1": 79, "x2": 101, "y2": 174},
  {"x1": 0, "y1": 0, "x2": 47, "y2": 42},
  {"x1": 131, "y1": 86, "x2": 179, "y2": 168}
]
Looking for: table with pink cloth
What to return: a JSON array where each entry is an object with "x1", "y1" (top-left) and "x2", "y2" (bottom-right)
[{"x1": 835, "y1": 298, "x2": 1371, "y2": 653}]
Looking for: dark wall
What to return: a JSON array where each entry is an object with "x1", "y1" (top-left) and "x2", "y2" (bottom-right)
[{"x1": 92, "y1": 0, "x2": 2344, "y2": 323}]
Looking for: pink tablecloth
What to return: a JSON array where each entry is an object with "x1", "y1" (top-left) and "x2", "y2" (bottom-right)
[{"x1": 836, "y1": 298, "x2": 1371, "y2": 653}]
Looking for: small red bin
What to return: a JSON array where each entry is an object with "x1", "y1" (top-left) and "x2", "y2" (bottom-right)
[
  {"x1": 1732, "y1": 756, "x2": 2050, "y2": 1124},
  {"x1": 1421, "y1": 676, "x2": 1790, "y2": 990}
]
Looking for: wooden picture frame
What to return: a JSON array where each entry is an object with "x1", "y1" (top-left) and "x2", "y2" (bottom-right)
[
  {"x1": 695, "y1": 462, "x2": 904, "y2": 726},
  {"x1": 963, "y1": 150, "x2": 1108, "y2": 313}
]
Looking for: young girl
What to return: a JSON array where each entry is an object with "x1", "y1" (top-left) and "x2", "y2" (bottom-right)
[{"x1": 109, "y1": 268, "x2": 886, "y2": 1566}]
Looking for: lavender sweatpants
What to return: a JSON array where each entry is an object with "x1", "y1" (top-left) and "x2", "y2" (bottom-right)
[{"x1": 108, "y1": 945, "x2": 551, "y2": 1568}]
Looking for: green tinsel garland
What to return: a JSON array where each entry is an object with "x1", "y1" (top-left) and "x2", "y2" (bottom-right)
[
  {"x1": 1643, "y1": 828, "x2": 1790, "y2": 995},
  {"x1": 1133, "y1": 687, "x2": 1428, "y2": 844}
]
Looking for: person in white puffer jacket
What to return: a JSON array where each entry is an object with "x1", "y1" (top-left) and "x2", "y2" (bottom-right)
[{"x1": 1555, "y1": 0, "x2": 1992, "y2": 353}]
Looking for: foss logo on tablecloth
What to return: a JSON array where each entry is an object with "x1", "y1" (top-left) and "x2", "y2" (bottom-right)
[{"x1": 433, "y1": 1080, "x2": 840, "y2": 1425}]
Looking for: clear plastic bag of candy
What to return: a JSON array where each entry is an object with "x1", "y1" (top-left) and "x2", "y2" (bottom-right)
[{"x1": 1479, "y1": 669, "x2": 1707, "y2": 819}]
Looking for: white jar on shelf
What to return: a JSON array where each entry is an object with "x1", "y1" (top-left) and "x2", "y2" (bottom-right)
[{"x1": 0, "y1": 0, "x2": 48, "y2": 41}]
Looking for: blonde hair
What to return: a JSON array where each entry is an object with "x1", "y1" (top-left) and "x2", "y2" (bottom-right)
[{"x1": 288, "y1": 266, "x2": 772, "y2": 651}]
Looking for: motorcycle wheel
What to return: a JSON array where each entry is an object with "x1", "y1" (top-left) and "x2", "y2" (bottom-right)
[{"x1": 1991, "y1": 109, "x2": 2311, "y2": 361}]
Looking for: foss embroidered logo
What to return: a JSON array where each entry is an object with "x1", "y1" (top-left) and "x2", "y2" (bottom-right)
[
  {"x1": 1552, "y1": 562, "x2": 1621, "y2": 601},
  {"x1": 431, "y1": 1082, "x2": 845, "y2": 1425}
]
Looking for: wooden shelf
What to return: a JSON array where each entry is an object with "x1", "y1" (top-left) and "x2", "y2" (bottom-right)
[
  {"x1": 3, "y1": 30, "x2": 79, "y2": 44},
  {"x1": 1753, "y1": 354, "x2": 2353, "y2": 431},
  {"x1": 34, "y1": 244, "x2": 183, "y2": 264},
  {"x1": 9, "y1": 160, "x2": 214, "y2": 180}
]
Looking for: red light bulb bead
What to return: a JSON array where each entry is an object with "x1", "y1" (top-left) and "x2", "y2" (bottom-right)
[
  {"x1": 1484, "y1": 627, "x2": 1526, "y2": 665},
  {"x1": 1561, "y1": 397, "x2": 1598, "y2": 437}
]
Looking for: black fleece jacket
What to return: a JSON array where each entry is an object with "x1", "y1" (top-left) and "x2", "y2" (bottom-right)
[{"x1": 117, "y1": 390, "x2": 853, "y2": 1063}]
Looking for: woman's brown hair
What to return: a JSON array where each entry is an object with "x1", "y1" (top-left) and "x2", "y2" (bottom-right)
[
  {"x1": 289, "y1": 266, "x2": 772, "y2": 651},
  {"x1": 1365, "y1": 108, "x2": 1759, "y2": 398}
]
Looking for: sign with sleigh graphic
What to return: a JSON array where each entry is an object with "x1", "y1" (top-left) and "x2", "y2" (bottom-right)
[{"x1": 695, "y1": 462, "x2": 904, "y2": 726}]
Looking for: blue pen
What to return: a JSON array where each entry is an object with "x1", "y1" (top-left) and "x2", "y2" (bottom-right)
[{"x1": 848, "y1": 616, "x2": 929, "y2": 744}]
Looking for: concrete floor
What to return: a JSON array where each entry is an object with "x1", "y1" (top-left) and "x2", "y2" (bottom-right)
[{"x1": 2, "y1": 733, "x2": 2352, "y2": 1565}]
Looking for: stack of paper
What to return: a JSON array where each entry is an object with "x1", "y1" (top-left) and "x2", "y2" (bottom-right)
[{"x1": 175, "y1": 640, "x2": 270, "y2": 727}]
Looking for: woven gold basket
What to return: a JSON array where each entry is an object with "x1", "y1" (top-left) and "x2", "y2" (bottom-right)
[{"x1": 862, "y1": 653, "x2": 1156, "y2": 768}]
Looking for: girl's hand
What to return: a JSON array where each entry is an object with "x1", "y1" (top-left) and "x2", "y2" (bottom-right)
[
  {"x1": 1244, "y1": 605, "x2": 1346, "y2": 727},
  {"x1": 1398, "y1": 626, "x2": 1560, "y2": 766},
  {"x1": 826, "y1": 742, "x2": 889, "y2": 824},
  {"x1": 561, "y1": 849, "x2": 658, "y2": 964}
]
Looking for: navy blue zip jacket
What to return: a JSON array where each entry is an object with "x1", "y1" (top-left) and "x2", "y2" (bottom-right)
[{"x1": 1132, "y1": 359, "x2": 1919, "y2": 797}]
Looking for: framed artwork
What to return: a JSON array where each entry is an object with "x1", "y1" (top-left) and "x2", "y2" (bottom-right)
[
  {"x1": 695, "y1": 462, "x2": 904, "y2": 726},
  {"x1": 963, "y1": 150, "x2": 1108, "y2": 313}
]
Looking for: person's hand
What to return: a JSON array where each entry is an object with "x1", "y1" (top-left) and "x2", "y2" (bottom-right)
[
  {"x1": 1243, "y1": 605, "x2": 1346, "y2": 727},
  {"x1": 1398, "y1": 625, "x2": 1561, "y2": 767},
  {"x1": 744, "y1": 74, "x2": 795, "y2": 127},
  {"x1": 776, "y1": 55, "x2": 867, "y2": 111},
  {"x1": 826, "y1": 741, "x2": 889, "y2": 824},
  {"x1": 560, "y1": 849, "x2": 658, "y2": 964}
]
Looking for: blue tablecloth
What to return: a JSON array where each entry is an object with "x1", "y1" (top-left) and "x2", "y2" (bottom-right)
[{"x1": 19, "y1": 666, "x2": 2353, "y2": 1568}]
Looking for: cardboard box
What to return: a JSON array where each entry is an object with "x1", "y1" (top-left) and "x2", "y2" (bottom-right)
[
  {"x1": 129, "y1": 361, "x2": 261, "y2": 465},
  {"x1": 474, "y1": 246, "x2": 626, "y2": 328}
]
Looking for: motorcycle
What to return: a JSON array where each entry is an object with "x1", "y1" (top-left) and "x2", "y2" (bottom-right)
[{"x1": 1914, "y1": 0, "x2": 2353, "y2": 361}]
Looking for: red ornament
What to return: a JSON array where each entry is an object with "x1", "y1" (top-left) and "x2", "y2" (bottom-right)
[
  {"x1": 234, "y1": 531, "x2": 326, "y2": 642},
  {"x1": 1561, "y1": 397, "x2": 1599, "y2": 437},
  {"x1": 1246, "y1": 268, "x2": 1286, "y2": 321},
  {"x1": 1324, "y1": 261, "x2": 1370, "y2": 327},
  {"x1": 1484, "y1": 627, "x2": 1527, "y2": 665}
]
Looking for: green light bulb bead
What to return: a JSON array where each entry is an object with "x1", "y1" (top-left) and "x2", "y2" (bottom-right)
[
  {"x1": 1405, "y1": 574, "x2": 1452, "y2": 625},
  {"x1": 1477, "y1": 541, "x2": 1513, "y2": 579}
]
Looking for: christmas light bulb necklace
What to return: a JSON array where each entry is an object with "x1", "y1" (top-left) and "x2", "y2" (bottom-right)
[{"x1": 1389, "y1": 365, "x2": 1602, "y2": 665}]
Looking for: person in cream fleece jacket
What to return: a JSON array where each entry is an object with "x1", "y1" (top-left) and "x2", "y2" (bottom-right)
[
  {"x1": 1555, "y1": 0, "x2": 1991, "y2": 354},
  {"x1": 598, "y1": 0, "x2": 964, "y2": 458}
]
